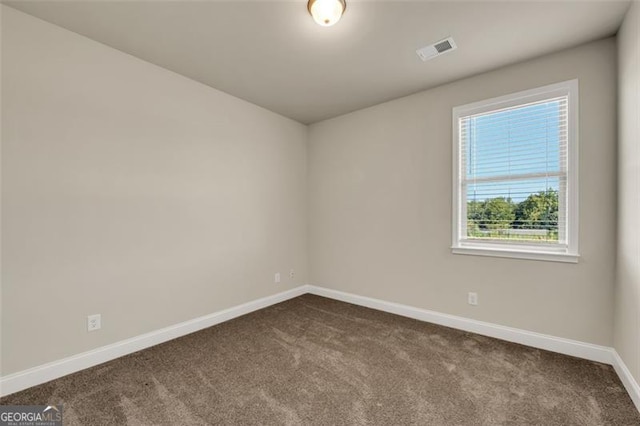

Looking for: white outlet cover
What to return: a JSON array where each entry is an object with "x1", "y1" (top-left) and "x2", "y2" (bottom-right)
[
  {"x1": 468, "y1": 293, "x2": 478, "y2": 306},
  {"x1": 275, "y1": 273, "x2": 281, "y2": 283},
  {"x1": 87, "y1": 314, "x2": 101, "y2": 331}
]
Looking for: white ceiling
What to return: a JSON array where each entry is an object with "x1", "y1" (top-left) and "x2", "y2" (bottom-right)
[{"x1": 4, "y1": 0, "x2": 631, "y2": 124}]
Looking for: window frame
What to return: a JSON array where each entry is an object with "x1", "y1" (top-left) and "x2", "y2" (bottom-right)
[{"x1": 451, "y1": 80, "x2": 579, "y2": 263}]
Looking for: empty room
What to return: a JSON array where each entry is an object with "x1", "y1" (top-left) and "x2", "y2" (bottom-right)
[{"x1": 0, "y1": 0, "x2": 639, "y2": 424}]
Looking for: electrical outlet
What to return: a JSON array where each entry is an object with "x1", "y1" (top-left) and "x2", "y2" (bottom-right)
[
  {"x1": 274, "y1": 272, "x2": 281, "y2": 283},
  {"x1": 289, "y1": 269, "x2": 295, "y2": 279},
  {"x1": 468, "y1": 292, "x2": 478, "y2": 306},
  {"x1": 87, "y1": 314, "x2": 101, "y2": 332}
]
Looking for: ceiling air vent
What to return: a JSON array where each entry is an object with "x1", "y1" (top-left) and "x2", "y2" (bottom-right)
[{"x1": 416, "y1": 37, "x2": 457, "y2": 62}]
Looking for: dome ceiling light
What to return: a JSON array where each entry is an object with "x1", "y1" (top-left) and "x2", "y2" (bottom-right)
[{"x1": 307, "y1": 0, "x2": 346, "y2": 27}]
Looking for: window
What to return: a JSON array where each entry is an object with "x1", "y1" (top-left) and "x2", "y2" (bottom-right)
[{"x1": 452, "y1": 80, "x2": 579, "y2": 262}]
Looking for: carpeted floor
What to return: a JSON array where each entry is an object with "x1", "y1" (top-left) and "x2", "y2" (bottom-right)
[{"x1": 2, "y1": 294, "x2": 639, "y2": 425}]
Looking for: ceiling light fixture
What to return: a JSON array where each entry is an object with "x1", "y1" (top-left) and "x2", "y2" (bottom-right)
[{"x1": 308, "y1": 0, "x2": 346, "y2": 27}]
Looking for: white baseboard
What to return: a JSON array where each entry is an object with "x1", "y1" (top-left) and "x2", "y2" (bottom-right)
[
  {"x1": 307, "y1": 285, "x2": 640, "y2": 414},
  {"x1": 0, "y1": 285, "x2": 309, "y2": 397},
  {"x1": 306, "y1": 285, "x2": 613, "y2": 364},
  {"x1": 3, "y1": 283, "x2": 639, "y2": 416},
  {"x1": 612, "y1": 350, "x2": 640, "y2": 413}
]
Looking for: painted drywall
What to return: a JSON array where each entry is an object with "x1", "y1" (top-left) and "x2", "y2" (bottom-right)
[
  {"x1": 309, "y1": 38, "x2": 617, "y2": 346},
  {"x1": 615, "y1": 1, "x2": 640, "y2": 386},
  {"x1": 1, "y1": 6, "x2": 308, "y2": 376}
]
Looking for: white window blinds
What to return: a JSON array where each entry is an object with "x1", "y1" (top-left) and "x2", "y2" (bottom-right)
[
  {"x1": 460, "y1": 97, "x2": 568, "y2": 244},
  {"x1": 452, "y1": 80, "x2": 579, "y2": 262}
]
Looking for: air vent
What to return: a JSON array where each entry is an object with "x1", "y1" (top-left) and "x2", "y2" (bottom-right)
[{"x1": 416, "y1": 37, "x2": 457, "y2": 62}]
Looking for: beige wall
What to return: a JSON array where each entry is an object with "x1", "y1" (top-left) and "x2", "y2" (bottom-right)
[
  {"x1": 309, "y1": 39, "x2": 617, "y2": 346},
  {"x1": 0, "y1": 2, "x2": 628, "y2": 379},
  {"x1": 1, "y1": 6, "x2": 308, "y2": 375},
  {"x1": 615, "y1": 1, "x2": 640, "y2": 386}
]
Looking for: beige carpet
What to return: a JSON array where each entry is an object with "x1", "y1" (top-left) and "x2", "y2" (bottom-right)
[{"x1": 2, "y1": 294, "x2": 639, "y2": 425}]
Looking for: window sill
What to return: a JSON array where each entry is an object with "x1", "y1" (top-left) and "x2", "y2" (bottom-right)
[{"x1": 451, "y1": 246, "x2": 579, "y2": 263}]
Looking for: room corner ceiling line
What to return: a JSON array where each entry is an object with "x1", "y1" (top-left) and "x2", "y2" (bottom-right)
[{"x1": 4, "y1": 1, "x2": 630, "y2": 124}]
